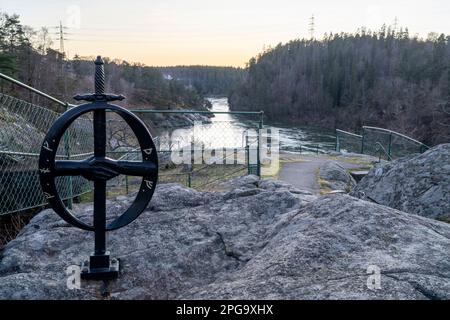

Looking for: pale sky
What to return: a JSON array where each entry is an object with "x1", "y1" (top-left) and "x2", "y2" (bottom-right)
[{"x1": 1, "y1": 0, "x2": 449, "y2": 66}]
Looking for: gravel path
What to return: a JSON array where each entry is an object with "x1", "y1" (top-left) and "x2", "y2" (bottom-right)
[{"x1": 277, "y1": 154, "x2": 370, "y2": 195}]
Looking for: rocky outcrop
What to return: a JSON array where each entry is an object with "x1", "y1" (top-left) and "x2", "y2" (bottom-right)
[
  {"x1": 319, "y1": 161, "x2": 357, "y2": 192},
  {"x1": 184, "y1": 194, "x2": 450, "y2": 299},
  {"x1": 1, "y1": 176, "x2": 449, "y2": 300},
  {"x1": 352, "y1": 144, "x2": 450, "y2": 220}
]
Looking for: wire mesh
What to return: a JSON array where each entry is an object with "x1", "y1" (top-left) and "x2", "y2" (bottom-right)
[
  {"x1": 335, "y1": 129, "x2": 363, "y2": 154},
  {"x1": 0, "y1": 92, "x2": 93, "y2": 215},
  {"x1": 0, "y1": 93, "x2": 261, "y2": 215},
  {"x1": 362, "y1": 127, "x2": 429, "y2": 160},
  {"x1": 336, "y1": 127, "x2": 429, "y2": 160},
  {"x1": 116, "y1": 111, "x2": 260, "y2": 191}
]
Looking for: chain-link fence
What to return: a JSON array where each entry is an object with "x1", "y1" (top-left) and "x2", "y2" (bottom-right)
[
  {"x1": 361, "y1": 126, "x2": 429, "y2": 160},
  {"x1": 0, "y1": 89, "x2": 262, "y2": 215},
  {"x1": 335, "y1": 127, "x2": 429, "y2": 160},
  {"x1": 105, "y1": 110, "x2": 262, "y2": 192},
  {"x1": 335, "y1": 129, "x2": 363, "y2": 154},
  {"x1": 0, "y1": 92, "x2": 94, "y2": 215}
]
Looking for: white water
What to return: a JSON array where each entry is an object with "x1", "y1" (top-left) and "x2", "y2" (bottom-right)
[{"x1": 157, "y1": 97, "x2": 335, "y2": 153}]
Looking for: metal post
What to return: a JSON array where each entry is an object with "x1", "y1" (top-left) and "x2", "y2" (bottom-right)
[
  {"x1": 257, "y1": 112, "x2": 263, "y2": 177},
  {"x1": 335, "y1": 131, "x2": 340, "y2": 152},
  {"x1": 361, "y1": 131, "x2": 365, "y2": 154},
  {"x1": 245, "y1": 145, "x2": 250, "y2": 175},
  {"x1": 63, "y1": 102, "x2": 73, "y2": 209},
  {"x1": 387, "y1": 132, "x2": 392, "y2": 159}
]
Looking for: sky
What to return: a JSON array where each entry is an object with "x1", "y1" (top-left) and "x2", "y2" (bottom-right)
[{"x1": 1, "y1": 0, "x2": 450, "y2": 66}]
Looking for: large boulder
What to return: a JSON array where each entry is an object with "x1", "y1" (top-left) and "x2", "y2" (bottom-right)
[
  {"x1": 0, "y1": 177, "x2": 449, "y2": 300},
  {"x1": 319, "y1": 161, "x2": 357, "y2": 192},
  {"x1": 351, "y1": 144, "x2": 450, "y2": 220},
  {"x1": 184, "y1": 195, "x2": 450, "y2": 299},
  {"x1": 0, "y1": 178, "x2": 311, "y2": 299}
]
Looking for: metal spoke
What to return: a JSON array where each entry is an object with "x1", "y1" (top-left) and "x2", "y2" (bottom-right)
[{"x1": 54, "y1": 158, "x2": 157, "y2": 179}]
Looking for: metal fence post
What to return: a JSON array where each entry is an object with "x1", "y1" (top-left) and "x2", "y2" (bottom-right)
[
  {"x1": 387, "y1": 132, "x2": 392, "y2": 159},
  {"x1": 335, "y1": 130, "x2": 340, "y2": 152},
  {"x1": 360, "y1": 130, "x2": 365, "y2": 155},
  {"x1": 63, "y1": 102, "x2": 73, "y2": 209},
  {"x1": 257, "y1": 112, "x2": 263, "y2": 177},
  {"x1": 245, "y1": 145, "x2": 250, "y2": 175}
]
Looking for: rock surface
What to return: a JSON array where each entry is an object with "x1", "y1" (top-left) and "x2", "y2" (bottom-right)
[
  {"x1": 352, "y1": 144, "x2": 450, "y2": 219},
  {"x1": 319, "y1": 161, "x2": 357, "y2": 192},
  {"x1": 1, "y1": 176, "x2": 449, "y2": 299}
]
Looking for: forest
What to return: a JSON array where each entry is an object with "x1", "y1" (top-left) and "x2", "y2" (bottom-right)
[
  {"x1": 0, "y1": 12, "x2": 211, "y2": 112},
  {"x1": 2, "y1": 10, "x2": 450, "y2": 145},
  {"x1": 158, "y1": 66, "x2": 245, "y2": 96},
  {"x1": 229, "y1": 27, "x2": 450, "y2": 145}
]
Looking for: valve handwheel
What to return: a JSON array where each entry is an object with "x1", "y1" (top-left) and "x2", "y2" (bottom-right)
[{"x1": 38, "y1": 56, "x2": 158, "y2": 280}]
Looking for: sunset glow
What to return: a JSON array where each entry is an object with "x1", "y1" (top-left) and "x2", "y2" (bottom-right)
[{"x1": 1, "y1": 0, "x2": 450, "y2": 66}]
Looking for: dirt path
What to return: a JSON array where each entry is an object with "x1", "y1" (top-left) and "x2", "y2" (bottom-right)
[{"x1": 277, "y1": 158, "x2": 326, "y2": 194}]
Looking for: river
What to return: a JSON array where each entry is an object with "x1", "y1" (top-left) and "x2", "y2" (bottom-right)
[
  {"x1": 207, "y1": 97, "x2": 336, "y2": 154},
  {"x1": 157, "y1": 97, "x2": 336, "y2": 154}
]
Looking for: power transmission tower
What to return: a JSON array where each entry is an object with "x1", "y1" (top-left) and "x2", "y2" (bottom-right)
[
  {"x1": 49, "y1": 21, "x2": 70, "y2": 101},
  {"x1": 50, "y1": 21, "x2": 70, "y2": 57},
  {"x1": 393, "y1": 17, "x2": 399, "y2": 31},
  {"x1": 308, "y1": 15, "x2": 315, "y2": 40},
  {"x1": 59, "y1": 21, "x2": 65, "y2": 56}
]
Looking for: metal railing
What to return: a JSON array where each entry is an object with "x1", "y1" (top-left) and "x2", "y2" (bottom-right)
[
  {"x1": 335, "y1": 129, "x2": 363, "y2": 154},
  {"x1": 335, "y1": 126, "x2": 430, "y2": 160},
  {"x1": 0, "y1": 72, "x2": 263, "y2": 215}
]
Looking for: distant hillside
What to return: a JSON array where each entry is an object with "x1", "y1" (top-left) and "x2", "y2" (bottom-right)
[
  {"x1": 229, "y1": 27, "x2": 450, "y2": 145},
  {"x1": 158, "y1": 66, "x2": 245, "y2": 96},
  {"x1": 0, "y1": 11, "x2": 209, "y2": 112}
]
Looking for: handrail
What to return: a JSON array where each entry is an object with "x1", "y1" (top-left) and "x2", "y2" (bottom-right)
[
  {"x1": 0, "y1": 72, "x2": 72, "y2": 108},
  {"x1": 374, "y1": 141, "x2": 392, "y2": 161},
  {"x1": 362, "y1": 126, "x2": 429, "y2": 149},
  {"x1": 336, "y1": 129, "x2": 363, "y2": 138}
]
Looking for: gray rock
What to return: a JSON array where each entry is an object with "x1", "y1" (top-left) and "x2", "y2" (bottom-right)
[
  {"x1": 0, "y1": 177, "x2": 304, "y2": 299},
  {"x1": 319, "y1": 161, "x2": 357, "y2": 192},
  {"x1": 351, "y1": 144, "x2": 450, "y2": 219},
  {"x1": 183, "y1": 194, "x2": 450, "y2": 300},
  {"x1": 1, "y1": 176, "x2": 449, "y2": 300}
]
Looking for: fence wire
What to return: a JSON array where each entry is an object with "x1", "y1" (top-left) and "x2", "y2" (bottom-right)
[
  {"x1": 0, "y1": 93, "x2": 93, "y2": 215},
  {"x1": 361, "y1": 126, "x2": 429, "y2": 160},
  {"x1": 107, "y1": 111, "x2": 260, "y2": 192},
  {"x1": 335, "y1": 129, "x2": 363, "y2": 154},
  {"x1": 335, "y1": 127, "x2": 429, "y2": 160},
  {"x1": 0, "y1": 94, "x2": 261, "y2": 215}
]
